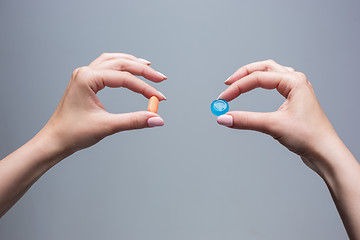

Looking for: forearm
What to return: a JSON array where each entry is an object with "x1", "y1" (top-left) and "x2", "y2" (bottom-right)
[
  {"x1": 0, "y1": 53, "x2": 166, "y2": 218},
  {"x1": 305, "y1": 135, "x2": 360, "y2": 239},
  {"x1": 217, "y1": 59, "x2": 360, "y2": 238},
  {"x1": 0, "y1": 129, "x2": 67, "y2": 218},
  {"x1": 326, "y1": 151, "x2": 360, "y2": 239}
]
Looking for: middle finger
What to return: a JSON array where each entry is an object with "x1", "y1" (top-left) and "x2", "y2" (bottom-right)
[{"x1": 94, "y1": 58, "x2": 167, "y2": 83}]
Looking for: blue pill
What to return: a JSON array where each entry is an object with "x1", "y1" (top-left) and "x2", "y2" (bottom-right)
[{"x1": 211, "y1": 99, "x2": 229, "y2": 116}]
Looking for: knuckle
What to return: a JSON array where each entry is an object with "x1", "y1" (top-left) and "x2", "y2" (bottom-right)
[
  {"x1": 102, "y1": 120, "x2": 116, "y2": 135},
  {"x1": 234, "y1": 113, "x2": 249, "y2": 129},
  {"x1": 123, "y1": 53, "x2": 135, "y2": 59},
  {"x1": 117, "y1": 59, "x2": 128, "y2": 71},
  {"x1": 242, "y1": 113, "x2": 250, "y2": 129},
  {"x1": 255, "y1": 114, "x2": 272, "y2": 134},
  {"x1": 76, "y1": 66, "x2": 91, "y2": 76},
  {"x1": 110, "y1": 71, "x2": 130, "y2": 88},
  {"x1": 295, "y1": 71, "x2": 306, "y2": 79},
  {"x1": 71, "y1": 67, "x2": 81, "y2": 78},
  {"x1": 250, "y1": 71, "x2": 262, "y2": 86},
  {"x1": 100, "y1": 52, "x2": 109, "y2": 58},
  {"x1": 264, "y1": 114, "x2": 278, "y2": 134},
  {"x1": 121, "y1": 71, "x2": 133, "y2": 79},
  {"x1": 72, "y1": 66, "x2": 94, "y2": 83},
  {"x1": 266, "y1": 59, "x2": 276, "y2": 64},
  {"x1": 140, "y1": 65, "x2": 148, "y2": 76},
  {"x1": 294, "y1": 72, "x2": 308, "y2": 85},
  {"x1": 250, "y1": 71, "x2": 261, "y2": 77},
  {"x1": 129, "y1": 115, "x2": 143, "y2": 129},
  {"x1": 262, "y1": 59, "x2": 277, "y2": 71}
]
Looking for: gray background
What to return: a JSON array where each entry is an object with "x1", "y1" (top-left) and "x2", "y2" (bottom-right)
[{"x1": 0, "y1": 0, "x2": 359, "y2": 239}]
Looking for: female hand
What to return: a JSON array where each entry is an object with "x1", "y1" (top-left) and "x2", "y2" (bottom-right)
[
  {"x1": 40, "y1": 53, "x2": 167, "y2": 156},
  {"x1": 217, "y1": 59, "x2": 360, "y2": 239},
  {"x1": 217, "y1": 59, "x2": 340, "y2": 177},
  {"x1": 0, "y1": 53, "x2": 168, "y2": 217}
]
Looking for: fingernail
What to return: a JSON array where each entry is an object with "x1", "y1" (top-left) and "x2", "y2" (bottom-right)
[
  {"x1": 217, "y1": 92, "x2": 224, "y2": 99},
  {"x1": 217, "y1": 115, "x2": 233, "y2": 127},
  {"x1": 147, "y1": 117, "x2": 164, "y2": 127},
  {"x1": 224, "y1": 76, "x2": 231, "y2": 83},
  {"x1": 138, "y1": 58, "x2": 151, "y2": 65},
  {"x1": 158, "y1": 91, "x2": 167, "y2": 100},
  {"x1": 156, "y1": 71, "x2": 167, "y2": 79}
]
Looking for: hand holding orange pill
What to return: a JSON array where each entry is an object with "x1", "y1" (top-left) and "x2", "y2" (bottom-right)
[
  {"x1": 41, "y1": 53, "x2": 167, "y2": 154},
  {"x1": 0, "y1": 53, "x2": 167, "y2": 219}
]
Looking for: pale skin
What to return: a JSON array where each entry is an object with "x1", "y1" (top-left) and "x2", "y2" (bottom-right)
[
  {"x1": 217, "y1": 59, "x2": 360, "y2": 239},
  {"x1": 0, "y1": 56, "x2": 358, "y2": 239},
  {"x1": 0, "y1": 53, "x2": 167, "y2": 218}
]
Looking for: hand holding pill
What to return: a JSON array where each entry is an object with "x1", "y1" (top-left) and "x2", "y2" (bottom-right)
[
  {"x1": 216, "y1": 61, "x2": 360, "y2": 239},
  {"x1": 0, "y1": 53, "x2": 169, "y2": 218},
  {"x1": 41, "y1": 53, "x2": 167, "y2": 155},
  {"x1": 216, "y1": 60, "x2": 342, "y2": 175}
]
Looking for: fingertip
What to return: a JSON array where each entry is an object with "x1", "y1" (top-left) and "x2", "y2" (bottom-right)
[
  {"x1": 147, "y1": 116, "x2": 164, "y2": 127},
  {"x1": 137, "y1": 58, "x2": 152, "y2": 65},
  {"x1": 156, "y1": 71, "x2": 167, "y2": 80},
  {"x1": 217, "y1": 114, "x2": 233, "y2": 127},
  {"x1": 145, "y1": 70, "x2": 167, "y2": 83},
  {"x1": 158, "y1": 91, "x2": 167, "y2": 100},
  {"x1": 148, "y1": 93, "x2": 165, "y2": 102},
  {"x1": 224, "y1": 76, "x2": 231, "y2": 84},
  {"x1": 216, "y1": 91, "x2": 233, "y2": 102}
]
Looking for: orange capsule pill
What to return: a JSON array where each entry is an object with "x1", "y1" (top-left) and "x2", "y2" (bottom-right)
[{"x1": 147, "y1": 96, "x2": 159, "y2": 113}]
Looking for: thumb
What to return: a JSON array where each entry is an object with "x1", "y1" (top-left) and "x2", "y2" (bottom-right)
[
  {"x1": 105, "y1": 111, "x2": 164, "y2": 134},
  {"x1": 217, "y1": 111, "x2": 275, "y2": 135}
]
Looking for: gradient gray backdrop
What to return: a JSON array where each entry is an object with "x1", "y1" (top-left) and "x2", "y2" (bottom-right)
[{"x1": 1, "y1": 0, "x2": 359, "y2": 239}]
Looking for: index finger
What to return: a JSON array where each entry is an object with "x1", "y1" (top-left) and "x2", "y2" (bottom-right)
[
  {"x1": 89, "y1": 53, "x2": 151, "y2": 67},
  {"x1": 91, "y1": 69, "x2": 166, "y2": 101},
  {"x1": 225, "y1": 60, "x2": 288, "y2": 85},
  {"x1": 219, "y1": 71, "x2": 294, "y2": 102}
]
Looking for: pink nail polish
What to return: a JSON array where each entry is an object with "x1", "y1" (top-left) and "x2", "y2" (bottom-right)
[
  {"x1": 217, "y1": 92, "x2": 224, "y2": 99},
  {"x1": 217, "y1": 115, "x2": 233, "y2": 127},
  {"x1": 147, "y1": 117, "x2": 164, "y2": 127},
  {"x1": 156, "y1": 71, "x2": 167, "y2": 79},
  {"x1": 158, "y1": 91, "x2": 167, "y2": 100},
  {"x1": 138, "y1": 58, "x2": 151, "y2": 65}
]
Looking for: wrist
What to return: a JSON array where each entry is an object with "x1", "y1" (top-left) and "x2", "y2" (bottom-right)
[
  {"x1": 304, "y1": 132, "x2": 360, "y2": 239},
  {"x1": 30, "y1": 126, "x2": 73, "y2": 168},
  {"x1": 302, "y1": 131, "x2": 359, "y2": 183}
]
